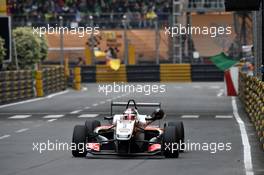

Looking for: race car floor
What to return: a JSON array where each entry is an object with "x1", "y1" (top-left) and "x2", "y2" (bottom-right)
[{"x1": 0, "y1": 83, "x2": 263, "y2": 175}]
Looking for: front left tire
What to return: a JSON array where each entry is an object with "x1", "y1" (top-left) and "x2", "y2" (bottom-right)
[{"x1": 72, "y1": 125, "x2": 87, "y2": 157}]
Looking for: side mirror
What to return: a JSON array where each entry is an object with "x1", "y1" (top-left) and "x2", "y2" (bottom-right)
[
  {"x1": 150, "y1": 108, "x2": 165, "y2": 120},
  {"x1": 104, "y1": 116, "x2": 113, "y2": 120}
]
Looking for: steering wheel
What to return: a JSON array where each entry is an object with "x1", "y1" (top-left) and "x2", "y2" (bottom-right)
[{"x1": 126, "y1": 99, "x2": 138, "y2": 109}]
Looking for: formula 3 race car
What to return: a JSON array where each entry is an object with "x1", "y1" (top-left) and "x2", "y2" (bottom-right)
[{"x1": 72, "y1": 99, "x2": 185, "y2": 158}]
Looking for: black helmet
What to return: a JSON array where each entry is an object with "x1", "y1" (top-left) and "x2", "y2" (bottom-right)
[{"x1": 151, "y1": 108, "x2": 165, "y2": 120}]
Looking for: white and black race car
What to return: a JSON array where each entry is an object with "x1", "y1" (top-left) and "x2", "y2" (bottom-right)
[{"x1": 72, "y1": 99, "x2": 184, "y2": 158}]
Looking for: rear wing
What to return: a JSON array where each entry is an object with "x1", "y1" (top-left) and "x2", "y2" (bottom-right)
[{"x1": 111, "y1": 101, "x2": 161, "y2": 116}]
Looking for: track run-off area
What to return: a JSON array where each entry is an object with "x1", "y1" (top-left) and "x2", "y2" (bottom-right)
[{"x1": 0, "y1": 82, "x2": 263, "y2": 175}]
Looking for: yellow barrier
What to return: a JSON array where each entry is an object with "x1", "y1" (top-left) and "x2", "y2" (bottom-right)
[
  {"x1": 96, "y1": 64, "x2": 127, "y2": 82},
  {"x1": 35, "y1": 71, "x2": 44, "y2": 97},
  {"x1": 128, "y1": 44, "x2": 136, "y2": 65},
  {"x1": 160, "y1": 64, "x2": 191, "y2": 82},
  {"x1": 239, "y1": 73, "x2": 264, "y2": 149},
  {"x1": 64, "y1": 57, "x2": 70, "y2": 78},
  {"x1": 73, "y1": 67, "x2": 82, "y2": 90},
  {"x1": 85, "y1": 46, "x2": 92, "y2": 65}
]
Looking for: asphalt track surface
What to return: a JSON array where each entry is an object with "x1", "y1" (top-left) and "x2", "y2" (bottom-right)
[{"x1": 0, "y1": 82, "x2": 263, "y2": 175}]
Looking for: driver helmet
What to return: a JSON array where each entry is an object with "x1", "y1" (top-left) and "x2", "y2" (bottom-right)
[{"x1": 123, "y1": 108, "x2": 138, "y2": 120}]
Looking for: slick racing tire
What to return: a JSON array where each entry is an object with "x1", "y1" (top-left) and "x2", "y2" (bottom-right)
[
  {"x1": 85, "y1": 120, "x2": 101, "y2": 141},
  {"x1": 168, "y1": 121, "x2": 185, "y2": 152},
  {"x1": 163, "y1": 126, "x2": 180, "y2": 158},
  {"x1": 72, "y1": 125, "x2": 87, "y2": 157}
]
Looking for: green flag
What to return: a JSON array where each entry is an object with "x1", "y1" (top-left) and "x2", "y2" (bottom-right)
[{"x1": 209, "y1": 52, "x2": 238, "y2": 71}]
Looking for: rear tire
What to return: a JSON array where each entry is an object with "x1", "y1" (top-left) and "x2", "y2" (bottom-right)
[
  {"x1": 168, "y1": 121, "x2": 185, "y2": 152},
  {"x1": 163, "y1": 126, "x2": 180, "y2": 158},
  {"x1": 72, "y1": 125, "x2": 87, "y2": 157}
]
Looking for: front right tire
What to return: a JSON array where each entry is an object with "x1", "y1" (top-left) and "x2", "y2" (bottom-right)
[
  {"x1": 162, "y1": 126, "x2": 180, "y2": 158},
  {"x1": 168, "y1": 121, "x2": 185, "y2": 152}
]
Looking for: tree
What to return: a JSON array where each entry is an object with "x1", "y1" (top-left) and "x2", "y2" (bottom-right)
[
  {"x1": 0, "y1": 36, "x2": 6, "y2": 66},
  {"x1": 12, "y1": 27, "x2": 48, "y2": 69}
]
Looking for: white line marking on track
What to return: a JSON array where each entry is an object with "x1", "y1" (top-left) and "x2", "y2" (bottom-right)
[
  {"x1": 0, "y1": 90, "x2": 69, "y2": 109},
  {"x1": 47, "y1": 119, "x2": 57, "y2": 122},
  {"x1": 0, "y1": 135, "x2": 10, "y2": 139},
  {"x1": 82, "y1": 87, "x2": 88, "y2": 91},
  {"x1": 92, "y1": 103, "x2": 98, "y2": 107},
  {"x1": 217, "y1": 89, "x2": 225, "y2": 97},
  {"x1": 215, "y1": 115, "x2": 233, "y2": 119},
  {"x1": 78, "y1": 114, "x2": 99, "y2": 118},
  {"x1": 70, "y1": 110, "x2": 82, "y2": 114},
  {"x1": 46, "y1": 90, "x2": 69, "y2": 98},
  {"x1": 9, "y1": 115, "x2": 31, "y2": 119},
  {"x1": 209, "y1": 85, "x2": 220, "y2": 89},
  {"x1": 0, "y1": 98, "x2": 45, "y2": 109},
  {"x1": 43, "y1": 115, "x2": 64, "y2": 119},
  {"x1": 15, "y1": 128, "x2": 29, "y2": 133},
  {"x1": 217, "y1": 92, "x2": 224, "y2": 97},
  {"x1": 193, "y1": 85, "x2": 201, "y2": 89},
  {"x1": 181, "y1": 115, "x2": 199, "y2": 118},
  {"x1": 232, "y1": 97, "x2": 254, "y2": 175}
]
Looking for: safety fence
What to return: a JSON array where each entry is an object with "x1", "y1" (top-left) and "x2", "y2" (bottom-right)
[
  {"x1": 79, "y1": 64, "x2": 223, "y2": 83},
  {"x1": 0, "y1": 70, "x2": 34, "y2": 104},
  {"x1": 239, "y1": 73, "x2": 264, "y2": 149}
]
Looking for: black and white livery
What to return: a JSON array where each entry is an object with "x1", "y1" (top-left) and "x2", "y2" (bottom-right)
[{"x1": 72, "y1": 99, "x2": 185, "y2": 158}]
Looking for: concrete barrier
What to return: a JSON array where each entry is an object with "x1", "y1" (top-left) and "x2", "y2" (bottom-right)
[
  {"x1": 191, "y1": 64, "x2": 224, "y2": 82},
  {"x1": 96, "y1": 65, "x2": 127, "y2": 83},
  {"x1": 127, "y1": 65, "x2": 160, "y2": 82},
  {"x1": 160, "y1": 64, "x2": 191, "y2": 82}
]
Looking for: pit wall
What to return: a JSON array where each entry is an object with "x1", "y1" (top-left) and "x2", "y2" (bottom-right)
[{"x1": 239, "y1": 73, "x2": 264, "y2": 149}]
